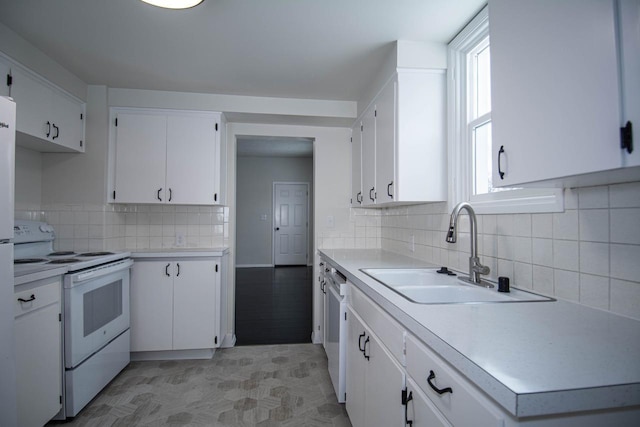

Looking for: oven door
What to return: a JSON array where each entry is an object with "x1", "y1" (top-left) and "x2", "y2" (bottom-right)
[{"x1": 64, "y1": 259, "x2": 132, "y2": 368}]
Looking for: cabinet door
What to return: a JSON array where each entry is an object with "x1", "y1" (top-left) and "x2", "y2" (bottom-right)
[
  {"x1": 52, "y1": 92, "x2": 85, "y2": 152},
  {"x1": 361, "y1": 107, "x2": 376, "y2": 206},
  {"x1": 166, "y1": 114, "x2": 218, "y2": 205},
  {"x1": 0, "y1": 58, "x2": 10, "y2": 97},
  {"x1": 114, "y1": 112, "x2": 167, "y2": 203},
  {"x1": 406, "y1": 378, "x2": 451, "y2": 427},
  {"x1": 173, "y1": 260, "x2": 218, "y2": 350},
  {"x1": 490, "y1": 0, "x2": 622, "y2": 186},
  {"x1": 130, "y1": 261, "x2": 174, "y2": 352},
  {"x1": 351, "y1": 122, "x2": 363, "y2": 206},
  {"x1": 618, "y1": 0, "x2": 640, "y2": 167},
  {"x1": 15, "y1": 301, "x2": 61, "y2": 427},
  {"x1": 345, "y1": 306, "x2": 367, "y2": 427},
  {"x1": 10, "y1": 66, "x2": 53, "y2": 140},
  {"x1": 375, "y1": 80, "x2": 396, "y2": 204},
  {"x1": 364, "y1": 329, "x2": 404, "y2": 427}
]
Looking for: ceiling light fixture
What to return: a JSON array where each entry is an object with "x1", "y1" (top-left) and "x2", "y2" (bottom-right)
[{"x1": 140, "y1": 0, "x2": 204, "y2": 9}]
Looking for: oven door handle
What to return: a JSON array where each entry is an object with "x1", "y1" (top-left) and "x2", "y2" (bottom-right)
[{"x1": 68, "y1": 259, "x2": 133, "y2": 285}]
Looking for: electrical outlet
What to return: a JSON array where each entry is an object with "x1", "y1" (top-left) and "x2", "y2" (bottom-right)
[{"x1": 175, "y1": 231, "x2": 185, "y2": 247}]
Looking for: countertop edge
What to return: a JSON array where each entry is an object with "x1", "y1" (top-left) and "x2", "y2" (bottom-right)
[
  {"x1": 131, "y1": 248, "x2": 229, "y2": 258},
  {"x1": 318, "y1": 248, "x2": 640, "y2": 418}
]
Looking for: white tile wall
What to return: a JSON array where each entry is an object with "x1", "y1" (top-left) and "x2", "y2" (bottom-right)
[
  {"x1": 379, "y1": 182, "x2": 640, "y2": 321},
  {"x1": 15, "y1": 203, "x2": 229, "y2": 251}
]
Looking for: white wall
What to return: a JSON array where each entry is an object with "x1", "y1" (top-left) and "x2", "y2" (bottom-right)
[
  {"x1": 227, "y1": 123, "x2": 352, "y2": 344},
  {"x1": 14, "y1": 146, "x2": 42, "y2": 211},
  {"x1": 236, "y1": 156, "x2": 313, "y2": 266}
]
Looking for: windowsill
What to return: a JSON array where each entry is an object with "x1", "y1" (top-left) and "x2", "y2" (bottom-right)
[{"x1": 469, "y1": 188, "x2": 564, "y2": 214}]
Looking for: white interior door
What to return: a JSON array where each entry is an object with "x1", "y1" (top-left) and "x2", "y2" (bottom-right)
[{"x1": 273, "y1": 182, "x2": 308, "y2": 266}]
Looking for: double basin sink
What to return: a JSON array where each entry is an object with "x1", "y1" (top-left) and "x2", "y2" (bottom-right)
[{"x1": 360, "y1": 268, "x2": 553, "y2": 304}]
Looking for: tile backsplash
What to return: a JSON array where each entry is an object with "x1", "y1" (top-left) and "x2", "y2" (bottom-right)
[
  {"x1": 379, "y1": 182, "x2": 640, "y2": 321},
  {"x1": 15, "y1": 203, "x2": 229, "y2": 252}
]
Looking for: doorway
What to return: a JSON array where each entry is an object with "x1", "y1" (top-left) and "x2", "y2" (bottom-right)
[
  {"x1": 235, "y1": 136, "x2": 314, "y2": 345},
  {"x1": 273, "y1": 182, "x2": 309, "y2": 266}
]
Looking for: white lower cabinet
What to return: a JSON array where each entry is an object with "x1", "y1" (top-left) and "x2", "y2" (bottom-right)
[
  {"x1": 131, "y1": 258, "x2": 221, "y2": 353},
  {"x1": 14, "y1": 278, "x2": 62, "y2": 427},
  {"x1": 345, "y1": 305, "x2": 404, "y2": 427},
  {"x1": 405, "y1": 377, "x2": 451, "y2": 427},
  {"x1": 405, "y1": 334, "x2": 505, "y2": 427}
]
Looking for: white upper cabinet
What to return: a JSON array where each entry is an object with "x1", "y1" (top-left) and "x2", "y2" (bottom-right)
[
  {"x1": 361, "y1": 106, "x2": 376, "y2": 206},
  {"x1": 8, "y1": 62, "x2": 85, "y2": 153},
  {"x1": 0, "y1": 57, "x2": 10, "y2": 97},
  {"x1": 354, "y1": 70, "x2": 446, "y2": 207},
  {"x1": 490, "y1": 0, "x2": 640, "y2": 187},
  {"x1": 619, "y1": 0, "x2": 640, "y2": 168},
  {"x1": 111, "y1": 108, "x2": 225, "y2": 205},
  {"x1": 351, "y1": 121, "x2": 363, "y2": 206},
  {"x1": 375, "y1": 80, "x2": 396, "y2": 204}
]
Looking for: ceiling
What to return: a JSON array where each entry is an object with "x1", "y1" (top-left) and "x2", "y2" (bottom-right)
[{"x1": 0, "y1": 0, "x2": 485, "y2": 102}]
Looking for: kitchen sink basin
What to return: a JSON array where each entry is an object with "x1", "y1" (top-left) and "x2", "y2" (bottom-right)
[{"x1": 360, "y1": 268, "x2": 554, "y2": 304}]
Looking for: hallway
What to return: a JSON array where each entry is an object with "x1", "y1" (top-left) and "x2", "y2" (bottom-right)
[{"x1": 235, "y1": 266, "x2": 313, "y2": 346}]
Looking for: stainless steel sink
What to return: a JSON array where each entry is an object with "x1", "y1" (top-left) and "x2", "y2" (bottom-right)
[{"x1": 360, "y1": 268, "x2": 554, "y2": 304}]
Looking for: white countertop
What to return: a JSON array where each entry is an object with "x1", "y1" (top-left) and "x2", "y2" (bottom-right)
[
  {"x1": 130, "y1": 247, "x2": 229, "y2": 258},
  {"x1": 14, "y1": 264, "x2": 67, "y2": 286},
  {"x1": 319, "y1": 249, "x2": 640, "y2": 418}
]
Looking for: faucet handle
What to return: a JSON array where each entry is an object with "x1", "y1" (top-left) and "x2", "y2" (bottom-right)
[{"x1": 474, "y1": 264, "x2": 490, "y2": 275}]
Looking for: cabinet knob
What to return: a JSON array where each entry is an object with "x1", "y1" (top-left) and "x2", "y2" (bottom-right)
[
  {"x1": 157, "y1": 188, "x2": 163, "y2": 201},
  {"x1": 498, "y1": 145, "x2": 505, "y2": 180}
]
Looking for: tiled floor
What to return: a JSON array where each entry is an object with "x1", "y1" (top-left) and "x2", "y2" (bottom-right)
[
  {"x1": 52, "y1": 344, "x2": 351, "y2": 426},
  {"x1": 235, "y1": 267, "x2": 313, "y2": 346}
]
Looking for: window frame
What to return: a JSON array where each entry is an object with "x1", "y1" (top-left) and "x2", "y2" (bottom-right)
[{"x1": 447, "y1": 6, "x2": 563, "y2": 214}]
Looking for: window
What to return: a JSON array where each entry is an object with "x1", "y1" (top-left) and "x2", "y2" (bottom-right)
[{"x1": 448, "y1": 6, "x2": 563, "y2": 214}]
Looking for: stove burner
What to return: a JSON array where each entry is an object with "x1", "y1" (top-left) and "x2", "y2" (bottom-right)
[
  {"x1": 14, "y1": 258, "x2": 48, "y2": 264},
  {"x1": 48, "y1": 251, "x2": 76, "y2": 256},
  {"x1": 79, "y1": 251, "x2": 114, "y2": 257},
  {"x1": 48, "y1": 258, "x2": 81, "y2": 264}
]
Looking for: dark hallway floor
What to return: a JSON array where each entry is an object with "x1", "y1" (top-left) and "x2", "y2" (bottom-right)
[{"x1": 235, "y1": 266, "x2": 313, "y2": 346}]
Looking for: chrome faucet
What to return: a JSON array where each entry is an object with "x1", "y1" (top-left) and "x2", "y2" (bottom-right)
[{"x1": 446, "y1": 202, "x2": 492, "y2": 287}]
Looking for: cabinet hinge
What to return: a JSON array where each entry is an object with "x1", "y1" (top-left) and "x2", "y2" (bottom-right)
[
  {"x1": 215, "y1": 264, "x2": 219, "y2": 272},
  {"x1": 58, "y1": 313, "x2": 62, "y2": 322},
  {"x1": 621, "y1": 121, "x2": 633, "y2": 154},
  {"x1": 113, "y1": 190, "x2": 116, "y2": 200},
  {"x1": 6, "y1": 74, "x2": 12, "y2": 87},
  {"x1": 115, "y1": 118, "x2": 118, "y2": 127},
  {"x1": 215, "y1": 123, "x2": 218, "y2": 131},
  {"x1": 215, "y1": 336, "x2": 218, "y2": 345}
]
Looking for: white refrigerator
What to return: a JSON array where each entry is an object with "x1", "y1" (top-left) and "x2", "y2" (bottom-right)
[{"x1": 0, "y1": 96, "x2": 17, "y2": 427}]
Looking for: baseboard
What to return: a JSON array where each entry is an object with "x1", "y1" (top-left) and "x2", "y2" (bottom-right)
[
  {"x1": 131, "y1": 348, "x2": 215, "y2": 361},
  {"x1": 221, "y1": 333, "x2": 236, "y2": 348},
  {"x1": 236, "y1": 264, "x2": 274, "y2": 268},
  {"x1": 311, "y1": 331, "x2": 323, "y2": 345}
]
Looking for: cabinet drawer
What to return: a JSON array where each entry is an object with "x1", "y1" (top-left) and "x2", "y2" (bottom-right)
[
  {"x1": 14, "y1": 280, "x2": 61, "y2": 318},
  {"x1": 406, "y1": 334, "x2": 505, "y2": 427},
  {"x1": 349, "y1": 283, "x2": 405, "y2": 364}
]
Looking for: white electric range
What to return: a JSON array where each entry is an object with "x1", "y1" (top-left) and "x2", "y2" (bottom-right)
[{"x1": 13, "y1": 220, "x2": 132, "y2": 419}]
